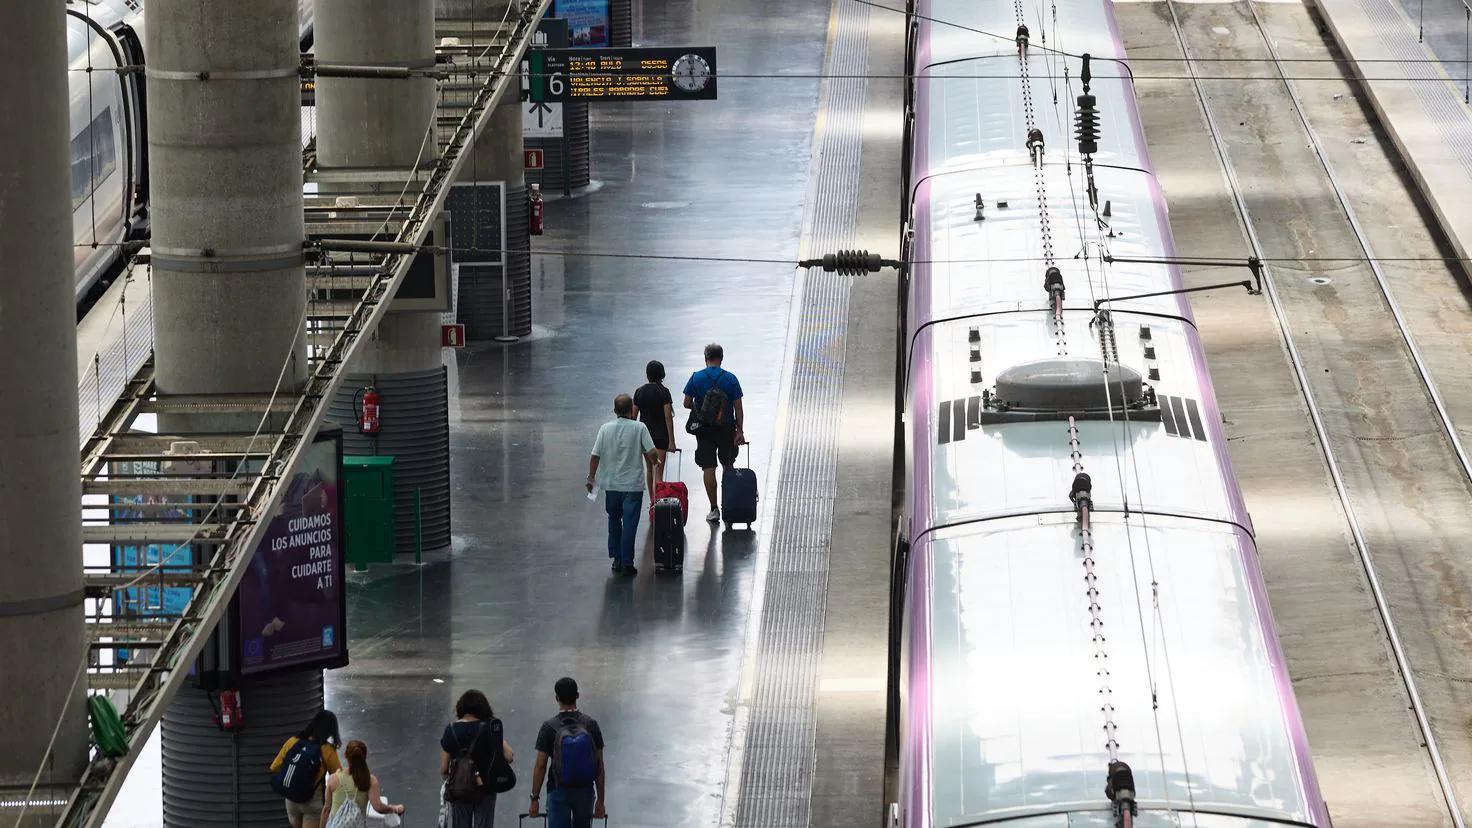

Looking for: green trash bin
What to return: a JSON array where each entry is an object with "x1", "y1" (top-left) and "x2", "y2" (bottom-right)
[{"x1": 343, "y1": 455, "x2": 395, "y2": 569}]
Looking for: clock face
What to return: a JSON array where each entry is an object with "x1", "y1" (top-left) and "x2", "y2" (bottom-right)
[{"x1": 671, "y1": 53, "x2": 712, "y2": 92}]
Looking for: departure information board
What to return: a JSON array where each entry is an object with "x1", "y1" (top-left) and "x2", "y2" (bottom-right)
[{"x1": 531, "y1": 47, "x2": 718, "y2": 102}]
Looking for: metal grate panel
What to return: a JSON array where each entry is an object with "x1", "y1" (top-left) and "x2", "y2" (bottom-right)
[{"x1": 730, "y1": 0, "x2": 871, "y2": 824}]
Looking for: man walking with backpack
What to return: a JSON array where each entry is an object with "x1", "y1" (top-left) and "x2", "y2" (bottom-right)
[
  {"x1": 682, "y1": 343, "x2": 745, "y2": 522},
  {"x1": 528, "y1": 677, "x2": 606, "y2": 828}
]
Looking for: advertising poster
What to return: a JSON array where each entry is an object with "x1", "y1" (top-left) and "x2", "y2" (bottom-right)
[
  {"x1": 236, "y1": 430, "x2": 347, "y2": 675},
  {"x1": 554, "y1": 0, "x2": 610, "y2": 47}
]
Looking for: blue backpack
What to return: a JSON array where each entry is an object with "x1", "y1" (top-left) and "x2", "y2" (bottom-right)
[
  {"x1": 552, "y1": 717, "x2": 598, "y2": 788},
  {"x1": 271, "y1": 739, "x2": 323, "y2": 803}
]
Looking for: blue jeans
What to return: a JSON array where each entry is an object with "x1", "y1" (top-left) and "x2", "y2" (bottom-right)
[
  {"x1": 546, "y1": 787, "x2": 595, "y2": 828},
  {"x1": 605, "y1": 490, "x2": 642, "y2": 567}
]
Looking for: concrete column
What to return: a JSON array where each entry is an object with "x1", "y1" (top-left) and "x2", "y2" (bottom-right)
[
  {"x1": 319, "y1": 0, "x2": 453, "y2": 553},
  {"x1": 147, "y1": 0, "x2": 307, "y2": 406},
  {"x1": 145, "y1": 5, "x2": 317, "y2": 826},
  {"x1": 455, "y1": 100, "x2": 533, "y2": 340},
  {"x1": 315, "y1": 0, "x2": 436, "y2": 171},
  {"x1": 0, "y1": 2, "x2": 87, "y2": 799}
]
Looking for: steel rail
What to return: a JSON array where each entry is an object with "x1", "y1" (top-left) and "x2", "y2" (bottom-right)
[
  {"x1": 1243, "y1": 0, "x2": 1472, "y2": 492},
  {"x1": 1157, "y1": 0, "x2": 1465, "y2": 823}
]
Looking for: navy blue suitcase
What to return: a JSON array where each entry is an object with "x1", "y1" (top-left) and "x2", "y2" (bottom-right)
[{"x1": 721, "y1": 449, "x2": 758, "y2": 529}]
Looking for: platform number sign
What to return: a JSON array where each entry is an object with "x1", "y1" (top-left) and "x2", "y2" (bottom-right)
[{"x1": 442, "y1": 324, "x2": 466, "y2": 348}]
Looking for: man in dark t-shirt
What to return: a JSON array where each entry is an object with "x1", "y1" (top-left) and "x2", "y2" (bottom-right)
[{"x1": 528, "y1": 677, "x2": 606, "y2": 828}]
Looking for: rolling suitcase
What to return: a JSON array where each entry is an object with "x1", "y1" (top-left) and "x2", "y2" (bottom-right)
[
  {"x1": 654, "y1": 449, "x2": 688, "y2": 525},
  {"x1": 653, "y1": 497, "x2": 685, "y2": 572},
  {"x1": 721, "y1": 445, "x2": 758, "y2": 529}
]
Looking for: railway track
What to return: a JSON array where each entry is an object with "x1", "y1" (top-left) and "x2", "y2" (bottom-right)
[{"x1": 1119, "y1": 0, "x2": 1472, "y2": 823}]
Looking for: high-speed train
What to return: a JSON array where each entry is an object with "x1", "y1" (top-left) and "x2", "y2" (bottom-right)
[
  {"x1": 893, "y1": 0, "x2": 1331, "y2": 826},
  {"x1": 64, "y1": 0, "x2": 314, "y2": 300}
]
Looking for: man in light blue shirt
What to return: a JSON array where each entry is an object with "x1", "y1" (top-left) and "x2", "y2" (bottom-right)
[{"x1": 587, "y1": 394, "x2": 658, "y2": 576}]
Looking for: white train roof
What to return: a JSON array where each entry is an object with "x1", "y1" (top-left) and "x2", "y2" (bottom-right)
[
  {"x1": 920, "y1": 512, "x2": 1316, "y2": 826},
  {"x1": 910, "y1": 311, "x2": 1248, "y2": 532},
  {"x1": 916, "y1": 0, "x2": 1129, "y2": 66},
  {"x1": 914, "y1": 55, "x2": 1145, "y2": 177},
  {"x1": 910, "y1": 165, "x2": 1188, "y2": 325}
]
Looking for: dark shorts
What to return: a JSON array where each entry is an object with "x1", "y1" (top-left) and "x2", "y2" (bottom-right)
[{"x1": 694, "y1": 426, "x2": 738, "y2": 469}]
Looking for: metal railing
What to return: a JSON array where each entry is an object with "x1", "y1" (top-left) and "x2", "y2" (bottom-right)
[{"x1": 22, "y1": 3, "x2": 549, "y2": 826}]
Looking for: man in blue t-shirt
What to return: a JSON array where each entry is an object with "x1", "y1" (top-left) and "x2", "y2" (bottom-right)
[{"x1": 682, "y1": 343, "x2": 745, "y2": 522}]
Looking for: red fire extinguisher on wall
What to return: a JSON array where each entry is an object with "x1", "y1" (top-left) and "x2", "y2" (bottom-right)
[
  {"x1": 356, "y1": 385, "x2": 381, "y2": 434},
  {"x1": 529, "y1": 183, "x2": 545, "y2": 236},
  {"x1": 215, "y1": 689, "x2": 244, "y2": 732}
]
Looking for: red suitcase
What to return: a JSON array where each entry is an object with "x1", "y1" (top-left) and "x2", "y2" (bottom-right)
[{"x1": 654, "y1": 451, "x2": 688, "y2": 525}]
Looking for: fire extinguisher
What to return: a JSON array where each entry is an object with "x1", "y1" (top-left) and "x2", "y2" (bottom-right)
[
  {"x1": 355, "y1": 385, "x2": 381, "y2": 434},
  {"x1": 215, "y1": 689, "x2": 244, "y2": 732},
  {"x1": 529, "y1": 183, "x2": 545, "y2": 236}
]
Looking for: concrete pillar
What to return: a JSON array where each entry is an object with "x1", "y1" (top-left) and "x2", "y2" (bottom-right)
[
  {"x1": 318, "y1": 0, "x2": 453, "y2": 553},
  {"x1": 145, "y1": 5, "x2": 318, "y2": 826},
  {"x1": 147, "y1": 0, "x2": 307, "y2": 406},
  {"x1": 162, "y1": 672, "x2": 325, "y2": 827},
  {"x1": 315, "y1": 0, "x2": 436, "y2": 171},
  {"x1": 0, "y1": 2, "x2": 87, "y2": 801},
  {"x1": 455, "y1": 100, "x2": 533, "y2": 340}
]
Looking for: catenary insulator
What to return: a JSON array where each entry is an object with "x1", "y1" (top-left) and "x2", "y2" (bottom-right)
[{"x1": 1076, "y1": 93, "x2": 1100, "y2": 156}]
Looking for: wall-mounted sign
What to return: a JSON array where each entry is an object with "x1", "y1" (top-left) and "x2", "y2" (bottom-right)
[
  {"x1": 524, "y1": 101, "x2": 564, "y2": 138},
  {"x1": 552, "y1": 0, "x2": 611, "y2": 47},
  {"x1": 524, "y1": 18, "x2": 569, "y2": 140},
  {"x1": 236, "y1": 428, "x2": 348, "y2": 676},
  {"x1": 442, "y1": 323, "x2": 466, "y2": 347},
  {"x1": 524, "y1": 149, "x2": 546, "y2": 170},
  {"x1": 530, "y1": 46, "x2": 718, "y2": 102}
]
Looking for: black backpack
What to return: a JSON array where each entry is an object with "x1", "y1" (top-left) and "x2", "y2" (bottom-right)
[
  {"x1": 444, "y1": 723, "x2": 485, "y2": 804},
  {"x1": 270, "y1": 739, "x2": 323, "y2": 804},
  {"x1": 686, "y1": 369, "x2": 730, "y2": 434},
  {"x1": 487, "y1": 718, "x2": 517, "y2": 794}
]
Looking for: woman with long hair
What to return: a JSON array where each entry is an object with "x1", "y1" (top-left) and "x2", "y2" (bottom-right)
[
  {"x1": 439, "y1": 689, "x2": 515, "y2": 828},
  {"x1": 318, "y1": 740, "x2": 406, "y2": 827},
  {"x1": 270, "y1": 710, "x2": 344, "y2": 828}
]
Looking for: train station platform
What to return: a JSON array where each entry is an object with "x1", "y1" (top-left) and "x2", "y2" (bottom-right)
[
  {"x1": 92, "y1": 0, "x2": 902, "y2": 823},
  {"x1": 1315, "y1": 0, "x2": 1472, "y2": 281},
  {"x1": 312, "y1": 3, "x2": 904, "y2": 828}
]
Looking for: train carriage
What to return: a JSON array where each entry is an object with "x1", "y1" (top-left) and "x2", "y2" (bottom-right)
[
  {"x1": 894, "y1": 0, "x2": 1331, "y2": 825},
  {"x1": 63, "y1": 0, "x2": 315, "y2": 299}
]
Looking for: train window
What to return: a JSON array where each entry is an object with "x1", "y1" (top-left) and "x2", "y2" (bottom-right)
[
  {"x1": 91, "y1": 108, "x2": 117, "y2": 187},
  {"x1": 70, "y1": 131, "x2": 92, "y2": 210},
  {"x1": 68, "y1": 107, "x2": 117, "y2": 211}
]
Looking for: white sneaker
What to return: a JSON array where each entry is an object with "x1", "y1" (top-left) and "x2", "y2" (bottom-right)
[{"x1": 705, "y1": 508, "x2": 721, "y2": 523}]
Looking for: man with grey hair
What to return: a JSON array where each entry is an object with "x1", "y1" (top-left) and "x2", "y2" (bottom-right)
[{"x1": 587, "y1": 394, "x2": 659, "y2": 575}]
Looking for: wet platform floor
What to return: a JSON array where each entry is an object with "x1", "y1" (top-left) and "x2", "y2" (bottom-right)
[{"x1": 324, "y1": 0, "x2": 836, "y2": 825}]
